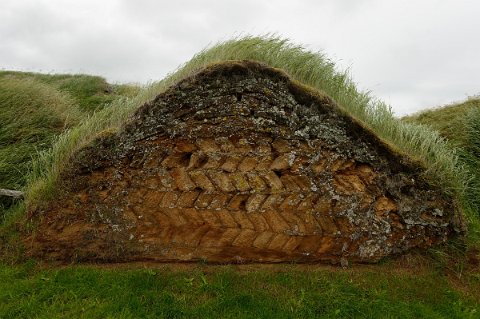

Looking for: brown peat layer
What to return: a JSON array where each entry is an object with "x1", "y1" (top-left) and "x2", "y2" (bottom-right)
[{"x1": 23, "y1": 61, "x2": 463, "y2": 264}]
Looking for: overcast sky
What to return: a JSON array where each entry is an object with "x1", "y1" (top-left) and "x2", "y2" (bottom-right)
[{"x1": 1, "y1": 0, "x2": 479, "y2": 115}]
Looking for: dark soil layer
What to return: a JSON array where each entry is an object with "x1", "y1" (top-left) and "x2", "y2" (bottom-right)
[{"x1": 24, "y1": 61, "x2": 462, "y2": 264}]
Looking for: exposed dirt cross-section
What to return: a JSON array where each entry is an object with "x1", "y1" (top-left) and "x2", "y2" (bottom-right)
[{"x1": 24, "y1": 61, "x2": 462, "y2": 264}]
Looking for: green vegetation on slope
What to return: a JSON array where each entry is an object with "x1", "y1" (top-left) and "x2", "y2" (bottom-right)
[
  {"x1": 404, "y1": 97, "x2": 480, "y2": 243},
  {"x1": 403, "y1": 97, "x2": 480, "y2": 148},
  {"x1": 0, "y1": 71, "x2": 139, "y2": 215},
  {"x1": 0, "y1": 263, "x2": 478, "y2": 319},
  {"x1": 23, "y1": 36, "x2": 476, "y2": 240},
  {"x1": 0, "y1": 77, "x2": 81, "y2": 192},
  {"x1": 0, "y1": 71, "x2": 140, "y2": 112}
]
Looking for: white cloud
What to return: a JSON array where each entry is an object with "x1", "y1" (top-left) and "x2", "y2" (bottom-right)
[{"x1": 0, "y1": 0, "x2": 479, "y2": 115}]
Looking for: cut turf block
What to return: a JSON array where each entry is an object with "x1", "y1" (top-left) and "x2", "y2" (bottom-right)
[{"x1": 24, "y1": 61, "x2": 463, "y2": 264}]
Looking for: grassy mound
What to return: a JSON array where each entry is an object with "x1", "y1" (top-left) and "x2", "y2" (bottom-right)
[
  {"x1": 0, "y1": 71, "x2": 139, "y2": 216},
  {"x1": 0, "y1": 71, "x2": 140, "y2": 112},
  {"x1": 0, "y1": 35, "x2": 477, "y2": 247},
  {"x1": 403, "y1": 97, "x2": 480, "y2": 147},
  {"x1": 22, "y1": 36, "x2": 476, "y2": 242},
  {"x1": 0, "y1": 77, "x2": 81, "y2": 191}
]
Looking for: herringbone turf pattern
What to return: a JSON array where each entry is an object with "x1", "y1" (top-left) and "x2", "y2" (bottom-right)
[{"x1": 25, "y1": 61, "x2": 456, "y2": 263}]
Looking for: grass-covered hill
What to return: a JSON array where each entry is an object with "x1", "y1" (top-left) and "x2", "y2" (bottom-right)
[
  {"x1": 403, "y1": 97, "x2": 480, "y2": 147},
  {"x1": 0, "y1": 71, "x2": 139, "y2": 207},
  {"x1": 0, "y1": 37, "x2": 479, "y2": 318},
  {"x1": 0, "y1": 71, "x2": 140, "y2": 112}
]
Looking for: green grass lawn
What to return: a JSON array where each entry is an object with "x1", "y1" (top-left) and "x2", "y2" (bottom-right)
[{"x1": 0, "y1": 262, "x2": 478, "y2": 319}]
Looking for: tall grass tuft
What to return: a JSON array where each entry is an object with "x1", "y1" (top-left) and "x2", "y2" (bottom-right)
[
  {"x1": 458, "y1": 106, "x2": 480, "y2": 242},
  {"x1": 0, "y1": 77, "x2": 82, "y2": 192},
  {"x1": 0, "y1": 72, "x2": 140, "y2": 217}
]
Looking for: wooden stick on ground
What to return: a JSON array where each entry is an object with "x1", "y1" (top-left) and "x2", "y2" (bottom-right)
[{"x1": 0, "y1": 188, "x2": 24, "y2": 199}]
